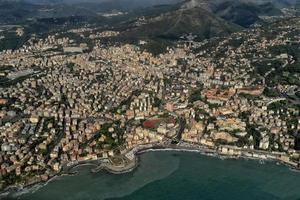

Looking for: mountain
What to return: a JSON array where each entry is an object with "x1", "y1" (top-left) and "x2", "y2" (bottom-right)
[
  {"x1": 0, "y1": 0, "x2": 101, "y2": 24},
  {"x1": 0, "y1": 0, "x2": 291, "y2": 40},
  {"x1": 257, "y1": 2, "x2": 283, "y2": 15},
  {"x1": 212, "y1": 1, "x2": 261, "y2": 27},
  {"x1": 183, "y1": 0, "x2": 300, "y2": 8},
  {"x1": 24, "y1": 0, "x2": 184, "y2": 11},
  {"x1": 182, "y1": 0, "x2": 282, "y2": 28},
  {"x1": 123, "y1": 0, "x2": 284, "y2": 41},
  {"x1": 121, "y1": 6, "x2": 241, "y2": 41},
  {"x1": 212, "y1": 1, "x2": 282, "y2": 27},
  {"x1": 0, "y1": 0, "x2": 39, "y2": 23},
  {"x1": 249, "y1": 0, "x2": 300, "y2": 8}
]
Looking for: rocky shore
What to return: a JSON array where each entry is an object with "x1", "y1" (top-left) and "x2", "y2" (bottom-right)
[
  {"x1": 1, "y1": 142, "x2": 300, "y2": 198},
  {"x1": 112, "y1": 142, "x2": 300, "y2": 174}
]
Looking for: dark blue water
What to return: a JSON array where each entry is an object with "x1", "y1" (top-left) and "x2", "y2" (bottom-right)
[{"x1": 4, "y1": 151, "x2": 300, "y2": 200}]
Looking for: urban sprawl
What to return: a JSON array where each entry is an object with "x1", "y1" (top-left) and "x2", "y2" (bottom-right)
[{"x1": 0, "y1": 16, "x2": 300, "y2": 191}]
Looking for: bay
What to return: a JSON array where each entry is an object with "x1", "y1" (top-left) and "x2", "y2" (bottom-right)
[{"x1": 3, "y1": 151, "x2": 300, "y2": 200}]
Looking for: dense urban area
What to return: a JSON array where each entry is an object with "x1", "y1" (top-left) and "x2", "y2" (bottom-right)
[{"x1": 0, "y1": 0, "x2": 300, "y2": 193}]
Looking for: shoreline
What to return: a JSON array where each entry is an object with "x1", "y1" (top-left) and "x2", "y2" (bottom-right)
[{"x1": 1, "y1": 142, "x2": 300, "y2": 198}]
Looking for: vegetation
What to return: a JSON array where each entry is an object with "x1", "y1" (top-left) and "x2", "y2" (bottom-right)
[
  {"x1": 189, "y1": 88, "x2": 203, "y2": 103},
  {"x1": 267, "y1": 100, "x2": 287, "y2": 111},
  {"x1": 263, "y1": 87, "x2": 280, "y2": 97},
  {"x1": 246, "y1": 124, "x2": 261, "y2": 149}
]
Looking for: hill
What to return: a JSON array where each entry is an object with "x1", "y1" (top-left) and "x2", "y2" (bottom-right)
[
  {"x1": 212, "y1": 1, "x2": 282, "y2": 27},
  {"x1": 182, "y1": 0, "x2": 282, "y2": 27},
  {"x1": 0, "y1": 0, "x2": 39, "y2": 23},
  {"x1": 121, "y1": 7, "x2": 241, "y2": 40}
]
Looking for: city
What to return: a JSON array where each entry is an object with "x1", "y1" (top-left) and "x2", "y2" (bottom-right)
[{"x1": 0, "y1": 0, "x2": 300, "y2": 198}]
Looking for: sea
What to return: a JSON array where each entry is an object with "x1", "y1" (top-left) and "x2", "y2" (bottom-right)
[{"x1": 3, "y1": 151, "x2": 300, "y2": 200}]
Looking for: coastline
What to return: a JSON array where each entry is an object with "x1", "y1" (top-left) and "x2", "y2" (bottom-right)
[{"x1": 1, "y1": 142, "x2": 300, "y2": 198}]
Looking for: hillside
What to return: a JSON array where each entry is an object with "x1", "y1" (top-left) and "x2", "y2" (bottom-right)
[
  {"x1": 121, "y1": 7, "x2": 240, "y2": 41},
  {"x1": 0, "y1": 0, "x2": 101, "y2": 24},
  {"x1": 24, "y1": 0, "x2": 184, "y2": 10},
  {"x1": 0, "y1": 0, "x2": 39, "y2": 23},
  {"x1": 183, "y1": 0, "x2": 300, "y2": 8},
  {"x1": 182, "y1": 0, "x2": 282, "y2": 27}
]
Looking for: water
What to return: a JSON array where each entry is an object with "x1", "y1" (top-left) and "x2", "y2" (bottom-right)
[{"x1": 3, "y1": 151, "x2": 300, "y2": 200}]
